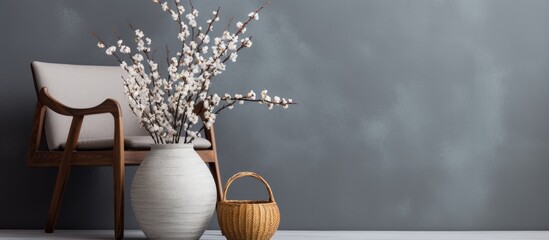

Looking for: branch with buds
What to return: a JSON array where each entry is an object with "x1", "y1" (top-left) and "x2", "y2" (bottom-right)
[{"x1": 94, "y1": 0, "x2": 294, "y2": 144}]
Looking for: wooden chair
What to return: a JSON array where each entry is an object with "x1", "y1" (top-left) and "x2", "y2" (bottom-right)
[{"x1": 27, "y1": 61, "x2": 223, "y2": 240}]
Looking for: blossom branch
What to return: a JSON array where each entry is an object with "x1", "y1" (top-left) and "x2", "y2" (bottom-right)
[{"x1": 97, "y1": 0, "x2": 293, "y2": 144}]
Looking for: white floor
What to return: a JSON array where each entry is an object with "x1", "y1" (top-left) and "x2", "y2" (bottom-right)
[{"x1": 0, "y1": 230, "x2": 549, "y2": 240}]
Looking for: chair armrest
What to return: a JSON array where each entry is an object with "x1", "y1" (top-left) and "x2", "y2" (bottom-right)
[
  {"x1": 29, "y1": 87, "x2": 125, "y2": 169},
  {"x1": 38, "y1": 87, "x2": 121, "y2": 117}
]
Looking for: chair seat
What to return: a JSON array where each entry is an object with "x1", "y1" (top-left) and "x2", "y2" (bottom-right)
[{"x1": 59, "y1": 136, "x2": 211, "y2": 150}]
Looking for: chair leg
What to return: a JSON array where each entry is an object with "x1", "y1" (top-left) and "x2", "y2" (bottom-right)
[
  {"x1": 209, "y1": 162, "x2": 225, "y2": 236},
  {"x1": 45, "y1": 116, "x2": 83, "y2": 234},
  {"x1": 45, "y1": 165, "x2": 71, "y2": 233},
  {"x1": 208, "y1": 162, "x2": 223, "y2": 202},
  {"x1": 112, "y1": 112, "x2": 125, "y2": 240},
  {"x1": 113, "y1": 163, "x2": 124, "y2": 240}
]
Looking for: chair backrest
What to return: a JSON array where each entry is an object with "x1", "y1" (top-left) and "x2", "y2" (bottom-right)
[{"x1": 31, "y1": 61, "x2": 148, "y2": 150}]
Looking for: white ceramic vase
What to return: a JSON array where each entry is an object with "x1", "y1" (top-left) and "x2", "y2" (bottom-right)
[{"x1": 131, "y1": 143, "x2": 217, "y2": 240}]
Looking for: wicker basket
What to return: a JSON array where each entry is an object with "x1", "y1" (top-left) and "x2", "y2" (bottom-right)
[{"x1": 217, "y1": 172, "x2": 280, "y2": 240}]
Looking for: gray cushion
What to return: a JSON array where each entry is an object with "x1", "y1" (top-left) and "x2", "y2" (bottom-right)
[{"x1": 60, "y1": 136, "x2": 211, "y2": 150}]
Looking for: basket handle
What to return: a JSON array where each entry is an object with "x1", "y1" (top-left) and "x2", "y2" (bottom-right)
[{"x1": 222, "y1": 171, "x2": 275, "y2": 202}]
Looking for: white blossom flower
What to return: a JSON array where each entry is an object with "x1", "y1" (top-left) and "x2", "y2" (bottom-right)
[
  {"x1": 146, "y1": 38, "x2": 152, "y2": 45},
  {"x1": 97, "y1": 42, "x2": 105, "y2": 48},
  {"x1": 178, "y1": 32, "x2": 186, "y2": 41},
  {"x1": 189, "y1": 41, "x2": 197, "y2": 49},
  {"x1": 228, "y1": 41, "x2": 237, "y2": 51},
  {"x1": 229, "y1": 52, "x2": 238, "y2": 62},
  {"x1": 186, "y1": 13, "x2": 196, "y2": 27},
  {"x1": 248, "y1": 12, "x2": 259, "y2": 20},
  {"x1": 214, "y1": 37, "x2": 222, "y2": 45},
  {"x1": 246, "y1": 90, "x2": 256, "y2": 99},
  {"x1": 168, "y1": 63, "x2": 177, "y2": 73},
  {"x1": 222, "y1": 31, "x2": 231, "y2": 40},
  {"x1": 242, "y1": 38, "x2": 253, "y2": 48},
  {"x1": 135, "y1": 29, "x2": 144, "y2": 38},
  {"x1": 132, "y1": 53, "x2": 144, "y2": 62},
  {"x1": 152, "y1": 71, "x2": 160, "y2": 79},
  {"x1": 177, "y1": 5, "x2": 185, "y2": 14},
  {"x1": 117, "y1": 39, "x2": 123, "y2": 47},
  {"x1": 161, "y1": 2, "x2": 169, "y2": 11},
  {"x1": 149, "y1": 61, "x2": 158, "y2": 71},
  {"x1": 188, "y1": 114, "x2": 199, "y2": 124},
  {"x1": 273, "y1": 96, "x2": 280, "y2": 104},
  {"x1": 127, "y1": 65, "x2": 136, "y2": 76},
  {"x1": 106, "y1": 46, "x2": 116, "y2": 55},
  {"x1": 120, "y1": 45, "x2": 131, "y2": 54},
  {"x1": 236, "y1": 22, "x2": 243, "y2": 28},
  {"x1": 171, "y1": 10, "x2": 179, "y2": 21},
  {"x1": 188, "y1": 19, "x2": 196, "y2": 27},
  {"x1": 212, "y1": 94, "x2": 221, "y2": 105}
]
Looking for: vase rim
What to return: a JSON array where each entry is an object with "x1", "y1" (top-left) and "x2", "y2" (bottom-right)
[{"x1": 150, "y1": 143, "x2": 194, "y2": 150}]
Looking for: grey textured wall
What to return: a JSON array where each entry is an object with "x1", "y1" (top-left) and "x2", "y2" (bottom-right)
[{"x1": 2, "y1": 0, "x2": 549, "y2": 230}]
